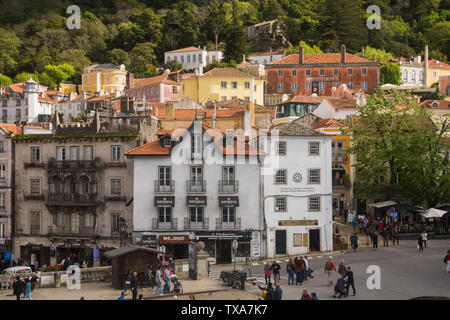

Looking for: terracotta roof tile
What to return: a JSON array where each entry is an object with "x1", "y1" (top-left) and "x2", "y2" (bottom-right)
[
  {"x1": 325, "y1": 98, "x2": 359, "y2": 110},
  {"x1": 270, "y1": 53, "x2": 372, "y2": 65},
  {"x1": 0, "y1": 124, "x2": 22, "y2": 135},
  {"x1": 133, "y1": 74, "x2": 178, "y2": 88},
  {"x1": 201, "y1": 68, "x2": 254, "y2": 78},
  {"x1": 125, "y1": 140, "x2": 170, "y2": 156},
  {"x1": 419, "y1": 100, "x2": 450, "y2": 109},
  {"x1": 312, "y1": 118, "x2": 348, "y2": 129},
  {"x1": 248, "y1": 50, "x2": 284, "y2": 57},
  {"x1": 166, "y1": 46, "x2": 203, "y2": 53}
]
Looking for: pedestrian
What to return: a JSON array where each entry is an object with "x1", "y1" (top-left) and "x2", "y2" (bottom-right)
[
  {"x1": 12, "y1": 276, "x2": 25, "y2": 301},
  {"x1": 417, "y1": 235, "x2": 424, "y2": 253},
  {"x1": 138, "y1": 294, "x2": 144, "y2": 300},
  {"x1": 130, "y1": 272, "x2": 138, "y2": 300},
  {"x1": 335, "y1": 225, "x2": 340, "y2": 235},
  {"x1": 382, "y1": 229, "x2": 389, "y2": 247},
  {"x1": 421, "y1": 231, "x2": 428, "y2": 248},
  {"x1": 271, "y1": 261, "x2": 281, "y2": 284},
  {"x1": 344, "y1": 266, "x2": 355, "y2": 296},
  {"x1": 153, "y1": 265, "x2": 163, "y2": 296},
  {"x1": 273, "y1": 282, "x2": 282, "y2": 300},
  {"x1": 372, "y1": 231, "x2": 378, "y2": 250},
  {"x1": 300, "y1": 289, "x2": 310, "y2": 300},
  {"x1": 63, "y1": 256, "x2": 71, "y2": 271},
  {"x1": 117, "y1": 292, "x2": 126, "y2": 300},
  {"x1": 392, "y1": 226, "x2": 399, "y2": 245},
  {"x1": 304, "y1": 256, "x2": 313, "y2": 279},
  {"x1": 144, "y1": 265, "x2": 153, "y2": 289},
  {"x1": 258, "y1": 282, "x2": 274, "y2": 300},
  {"x1": 163, "y1": 266, "x2": 171, "y2": 293},
  {"x1": 352, "y1": 218, "x2": 357, "y2": 232},
  {"x1": 444, "y1": 250, "x2": 450, "y2": 274},
  {"x1": 333, "y1": 276, "x2": 348, "y2": 299},
  {"x1": 23, "y1": 278, "x2": 32, "y2": 300},
  {"x1": 264, "y1": 262, "x2": 271, "y2": 284},
  {"x1": 299, "y1": 256, "x2": 307, "y2": 281},
  {"x1": 286, "y1": 258, "x2": 294, "y2": 285},
  {"x1": 324, "y1": 256, "x2": 337, "y2": 287},
  {"x1": 338, "y1": 260, "x2": 346, "y2": 277},
  {"x1": 351, "y1": 233, "x2": 358, "y2": 251},
  {"x1": 123, "y1": 270, "x2": 131, "y2": 293},
  {"x1": 294, "y1": 257, "x2": 303, "y2": 285},
  {"x1": 310, "y1": 292, "x2": 319, "y2": 300}
]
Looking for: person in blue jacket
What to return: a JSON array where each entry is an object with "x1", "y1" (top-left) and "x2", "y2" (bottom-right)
[{"x1": 23, "y1": 278, "x2": 32, "y2": 300}]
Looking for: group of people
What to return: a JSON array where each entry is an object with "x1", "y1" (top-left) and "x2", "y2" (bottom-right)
[
  {"x1": 323, "y1": 257, "x2": 355, "y2": 299},
  {"x1": 285, "y1": 256, "x2": 313, "y2": 286},
  {"x1": 258, "y1": 282, "x2": 283, "y2": 300},
  {"x1": 12, "y1": 275, "x2": 38, "y2": 300}
]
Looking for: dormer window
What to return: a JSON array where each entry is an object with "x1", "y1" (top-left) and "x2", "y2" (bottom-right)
[
  {"x1": 163, "y1": 138, "x2": 171, "y2": 147},
  {"x1": 432, "y1": 102, "x2": 439, "y2": 109}
]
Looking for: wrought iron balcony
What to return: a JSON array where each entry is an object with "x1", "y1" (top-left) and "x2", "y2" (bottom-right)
[
  {"x1": 215, "y1": 218, "x2": 241, "y2": 230},
  {"x1": 48, "y1": 225, "x2": 96, "y2": 237},
  {"x1": 154, "y1": 180, "x2": 175, "y2": 193},
  {"x1": 152, "y1": 218, "x2": 178, "y2": 230},
  {"x1": 186, "y1": 180, "x2": 207, "y2": 193},
  {"x1": 184, "y1": 217, "x2": 209, "y2": 230},
  {"x1": 218, "y1": 180, "x2": 239, "y2": 193},
  {"x1": 332, "y1": 152, "x2": 347, "y2": 163},
  {"x1": 24, "y1": 193, "x2": 45, "y2": 201},
  {"x1": 46, "y1": 193, "x2": 98, "y2": 206},
  {"x1": 47, "y1": 159, "x2": 101, "y2": 171}
]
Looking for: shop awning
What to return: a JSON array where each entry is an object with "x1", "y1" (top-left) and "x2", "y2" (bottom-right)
[
  {"x1": 368, "y1": 200, "x2": 397, "y2": 208},
  {"x1": 420, "y1": 208, "x2": 448, "y2": 218}
]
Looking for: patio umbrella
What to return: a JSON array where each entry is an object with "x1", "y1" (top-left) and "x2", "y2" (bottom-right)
[{"x1": 420, "y1": 208, "x2": 447, "y2": 218}]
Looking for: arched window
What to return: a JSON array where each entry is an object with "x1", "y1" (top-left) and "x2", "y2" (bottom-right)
[
  {"x1": 181, "y1": 55, "x2": 184, "y2": 63},
  {"x1": 412, "y1": 70, "x2": 416, "y2": 81},
  {"x1": 193, "y1": 54, "x2": 196, "y2": 63},
  {"x1": 419, "y1": 71, "x2": 423, "y2": 82},
  {"x1": 187, "y1": 55, "x2": 190, "y2": 63},
  {"x1": 403, "y1": 69, "x2": 408, "y2": 81}
]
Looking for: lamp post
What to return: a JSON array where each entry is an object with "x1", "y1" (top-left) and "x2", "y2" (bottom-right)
[{"x1": 119, "y1": 217, "x2": 128, "y2": 247}]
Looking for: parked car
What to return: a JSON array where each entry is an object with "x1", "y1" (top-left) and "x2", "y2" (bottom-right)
[{"x1": 1, "y1": 266, "x2": 32, "y2": 275}]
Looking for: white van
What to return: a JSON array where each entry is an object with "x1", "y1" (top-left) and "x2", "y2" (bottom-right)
[{"x1": 1, "y1": 266, "x2": 33, "y2": 275}]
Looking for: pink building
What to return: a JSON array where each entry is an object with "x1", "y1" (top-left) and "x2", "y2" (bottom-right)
[{"x1": 125, "y1": 71, "x2": 182, "y2": 103}]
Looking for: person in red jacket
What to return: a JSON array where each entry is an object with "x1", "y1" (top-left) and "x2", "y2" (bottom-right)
[{"x1": 324, "y1": 256, "x2": 337, "y2": 287}]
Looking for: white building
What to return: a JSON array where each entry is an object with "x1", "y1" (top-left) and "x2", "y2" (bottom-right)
[
  {"x1": 54, "y1": 92, "x2": 94, "y2": 122},
  {"x1": 248, "y1": 50, "x2": 285, "y2": 66},
  {"x1": 312, "y1": 98, "x2": 360, "y2": 121},
  {"x1": 262, "y1": 119, "x2": 333, "y2": 257},
  {"x1": 392, "y1": 56, "x2": 424, "y2": 87},
  {"x1": 1, "y1": 79, "x2": 55, "y2": 124},
  {"x1": 126, "y1": 120, "x2": 265, "y2": 264},
  {"x1": 164, "y1": 47, "x2": 223, "y2": 71}
]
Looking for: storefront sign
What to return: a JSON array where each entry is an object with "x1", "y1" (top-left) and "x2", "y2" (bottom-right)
[
  {"x1": 195, "y1": 231, "x2": 245, "y2": 240},
  {"x1": 251, "y1": 231, "x2": 261, "y2": 258},
  {"x1": 159, "y1": 235, "x2": 189, "y2": 244},
  {"x1": 218, "y1": 196, "x2": 239, "y2": 208},
  {"x1": 186, "y1": 196, "x2": 207, "y2": 207},
  {"x1": 142, "y1": 234, "x2": 157, "y2": 248},
  {"x1": 154, "y1": 196, "x2": 175, "y2": 207},
  {"x1": 278, "y1": 220, "x2": 318, "y2": 226}
]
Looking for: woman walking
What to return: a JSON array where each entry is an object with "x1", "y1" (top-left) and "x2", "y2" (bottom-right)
[
  {"x1": 23, "y1": 278, "x2": 32, "y2": 300},
  {"x1": 286, "y1": 258, "x2": 295, "y2": 285},
  {"x1": 417, "y1": 235, "x2": 424, "y2": 253}
]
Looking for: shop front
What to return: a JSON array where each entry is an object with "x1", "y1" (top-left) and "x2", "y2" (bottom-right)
[
  {"x1": 195, "y1": 231, "x2": 250, "y2": 264},
  {"x1": 159, "y1": 235, "x2": 189, "y2": 259}
]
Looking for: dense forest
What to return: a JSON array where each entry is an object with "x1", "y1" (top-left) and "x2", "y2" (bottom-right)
[{"x1": 0, "y1": 0, "x2": 449, "y2": 86}]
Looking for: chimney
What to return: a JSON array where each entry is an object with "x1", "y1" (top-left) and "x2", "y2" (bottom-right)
[
  {"x1": 212, "y1": 103, "x2": 217, "y2": 128},
  {"x1": 166, "y1": 102, "x2": 175, "y2": 121},
  {"x1": 199, "y1": 66, "x2": 203, "y2": 76},
  {"x1": 126, "y1": 73, "x2": 134, "y2": 90},
  {"x1": 298, "y1": 46, "x2": 304, "y2": 64},
  {"x1": 94, "y1": 108, "x2": 100, "y2": 133},
  {"x1": 341, "y1": 44, "x2": 346, "y2": 63},
  {"x1": 361, "y1": 47, "x2": 365, "y2": 58},
  {"x1": 249, "y1": 101, "x2": 255, "y2": 127},
  {"x1": 424, "y1": 45, "x2": 429, "y2": 87}
]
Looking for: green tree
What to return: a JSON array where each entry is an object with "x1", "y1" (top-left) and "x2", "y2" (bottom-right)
[
  {"x1": 380, "y1": 63, "x2": 402, "y2": 85},
  {"x1": 43, "y1": 64, "x2": 75, "y2": 89},
  {"x1": 203, "y1": 60, "x2": 237, "y2": 72},
  {"x1": 356, "y1": 46, "x2": 394, "y2": 63},
  {"x1": 223, "y1": 1, "x2": 248, "y2": 63},
  {"x1": 107, "y1": 49, "x2": 130, "y2": 67},
  {"x1": 164, "y1": 1, "x2": 201, "y2": 50},
  {"x1": 13, "y1": 72, "x2": 39, "y2": 84},
  {"x1": 286, "y1": 41, "x2": 323, "y2": 55},
  {"x1": 348, "y1": 89, "x2": 450, "y2": 208},
  {"x1": 206, "y1": 0, "x2": 229, "y2": 51},
  {"x1": 129, "y1": 42, "x2": 157, "y2": 77},
  {"x1": 0, "y1": 73, "x2": 12, "y2": 86},
  {"x1": 0, "y1": 28, "x2": 20, "y2": 76},
  {"x1": 39, "y1": 72, "x2": 56, "y2": 89},
  {"x1": 163, "y1": 59, "x2": 183, "y2": 72}
]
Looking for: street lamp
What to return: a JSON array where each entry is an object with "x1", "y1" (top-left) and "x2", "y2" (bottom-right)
[{"x1": 119, "y1": 217, "x2": 128, "y2": 247}]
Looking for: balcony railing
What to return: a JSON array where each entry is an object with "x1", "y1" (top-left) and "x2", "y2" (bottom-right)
[
  {"x1": 0, "y1": 177, "x2": 5, "y2": 186},
  {"x1": 154, "y1": 180, "x2": 175, "y2": 193},
  {"x1": 332, "y1": 152, "x2": 347, "y2": 163},
  {"x1": 184, "y1": 217, "x2": 209, "y2": 230},
  {"x1": 186, "y1": 180, "x2": 207, "y2": 193},
  {"x1": 48, "y1": 225, "x2": 96, "y2": 237},
  {"x1": 218, "y1": 180, "x2": 239, "y2": 193},
  {"x1": 152, "y1": 218, "x2": 178, "y2": 230},
  {"x1": 47, "y1": 159, "x2": 100, "y2": 171},
  {"x1": 46, "y1": 193, "x2": 98, "y2": 206},
  {"x1": 216, "y1": 218, "x2": 241, "y2": 230},
  {"x1": 24, "y1": 193, "x2": 46, "y2": 201}
]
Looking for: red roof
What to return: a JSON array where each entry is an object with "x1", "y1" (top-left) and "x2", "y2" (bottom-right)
[
  {"x1": 125, "y1": 140, "x2": 171, "y2": 156},
  {"x1": 166, "y1": 46, "x2": 203, "y2": 53},
  {"x1": 419, "y1": 100, "x2": 450, "y2": 109},
  {"x1": 270, "y1": 53, "x2": 372, "y2": 65},
  {"x1": 201, "y1": 68, "x2": 254, "y2": 78},
  {"x1": 133, "y1": 73, "x2": 178, "y2": 88},
  {"x1": 312, "y1": 118, "x2": 348, "y2": 129},
  {"x1": 158, "y1": 108, "x2": 244, "y2": 120},
  {"x1": 0, "y1": 124, "x2": 22, "y2": 135}
]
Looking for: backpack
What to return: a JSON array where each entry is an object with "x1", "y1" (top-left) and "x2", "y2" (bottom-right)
[
  {"x1": 325, "y1": 261, "x2": 332, "y2": 271},
  {"x1": 261, "y1": 288, "x2": 267, "y2": 299}
]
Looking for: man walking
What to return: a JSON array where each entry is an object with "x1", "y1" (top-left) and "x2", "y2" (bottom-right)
[
  {"x1": 421, "y1": 231, "x2": 428, "y2": 248},
  {"x1": 163, "y1": 266, "x2": 171, "y2": 294},
  {"x1": 299, "y1": 256, "x2": 307, "y2": 282},
  {"x1": 417, "y1": 234, "x2": 424, "y2": 253},
  {"x1": 372, "y1": 231, "x2": 378, "y2": 250},
  {"x1": 392, "y1": 226, "x2": 399, "y2": 245},
  {"x1": 154, "y1": 266, "x2": 163, "y2": 296},
  {"x1": 351, "y1": 233, "x2": 358, "y2": 251},
  {"x1": 273, "y1": 282, "x2": 282, "y2": 300},
  {"x1": 381, "y1": 228, "x2": 389, "y2": 247},
  {"x1": 294, "y1": 257, "x2": 303, "y2": 285},
  {"x1": 12, "y1": 276, "x2": 25, "y2": 300},
  {"x1": 130, "y1": 272, "x2": 138, "y2": 300},
  {"x1": 271, "y1": 261, "x2": 281, "y2": 284},
  {"x1": 123, "y1": 270, "x2": 131, "y2": 293},
  {"x1": 344, "y1": 266, "x2": 355, "y2": 296},
  {"x1": 286, "y1": 259, "x2": 294, "y2": 285},
  {"x1": 264, "y1": 262, "x2": 271, "y2": 284},
  {"x1": 324, "y1": 256, "x2": 337, "y2": 287}
]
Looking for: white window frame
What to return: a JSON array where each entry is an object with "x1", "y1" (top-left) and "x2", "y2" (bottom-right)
[
  {"x1": 111, "y1": 145, "x2": 121, "y2": 161},
  {"x1": 308, "y1": 142, "x2": 320, "y2": 155},
  {"x1": 274, "y1": 197, "x2": 287, "y2": 212},
  {"x1": 309, "y1": 196, "x2": 321, "y2": 211},
  {"x1": 308, "y1": 169, "x2": 321, "y2": 184},
  {"x1": 275, "y1": 169, "x2": 287, "y2": 184}
]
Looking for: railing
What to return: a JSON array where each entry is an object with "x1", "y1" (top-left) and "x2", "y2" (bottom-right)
[
  {"x1": 186, "y1": 180, "x2": 207, "y2": 193},
  {"x1": 218, "y1": 180, "x2": 239, "y2": 193},
  {"x1": 104, "y1": 195, "x2": 127, "y2": 202},
  {"x1": 24, "y1": 193, "x2": 46, "y2": 200},
  {"x1": 47, "y1": 193, "x2": 98, "y2": 205},
  {"x1": 152, "y1": 218, "x2": 178, "y2": 230},
  {"x1": 332, "y1": 152, "x2": 347, "y2": 162},
  {"x1": 0, "y1": 178, "x2": 5, "y2": 186},
  {"x1": 216, "y1": 218, "x2": 241, "y2": 230},
  {"x1": 48, "y1": 225, "x2": 96, "y2": 236},
  {"x1": 154, "y1": 180, "x2": 175, "y2": 193},
  {"x1": 184, "y1": 217, "x2": 209, "y2": 230},
  {"x1": 47, "y1": 159, "x2": 100, "y2": 171}
]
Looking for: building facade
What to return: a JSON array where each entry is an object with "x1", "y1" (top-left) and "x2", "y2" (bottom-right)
[
  {"x1": 266, "y1": 45, "x2": 380, "y2": 96},
  {"x1": 127, "y1": 120, "x2": 264, "y2": 264},
  {"x1": 12, "y1": 123, "x2": 137, "y2": 267},
  {"x1": 248, "y1": 50, "x2": 285, "y2": 66},
  {"x1": 164, "y1": 47, "x2": 223, "y2": 71},
  {"x1": 126, "y1": 72, "x2": 182, "y2": 103},
  {"x1": 81, "y1": 64, "x2": 127, "y2": 94},
  {"x1": 262, "y1": 119, "x2": 333, "y2": 257},
  {"x1": 439, "y1": 75, "x2": 450, "y2": 96}
]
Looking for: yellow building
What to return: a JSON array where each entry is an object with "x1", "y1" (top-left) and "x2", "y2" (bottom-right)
[
  {"x1": 425, "y1": 59, "x2": 450, "y2": 87},
  {"x1": 181, "y1": 68, "x2": 264, "y2": 105},
  {"x1": 59, "y1": 83, "x2": 77, "y2": 96},
  {"x1": 81, "y1": 63, "x2": 127, "y2": 94}
]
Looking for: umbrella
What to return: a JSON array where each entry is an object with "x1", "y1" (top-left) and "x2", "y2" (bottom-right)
[{"x1": 420, "y1": 208, "x2": 447, "y2": 219}]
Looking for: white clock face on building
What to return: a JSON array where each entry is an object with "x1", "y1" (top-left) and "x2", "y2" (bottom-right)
[{"x1": 293, "y1": 173, "x2": 302, "y2": 183}]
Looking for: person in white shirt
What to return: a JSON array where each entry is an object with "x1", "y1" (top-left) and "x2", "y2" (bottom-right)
[
  {"x1": 421, "y1": 231, "x2": 428, "y2": 248},
  {"x1": 304, "y1": 256, "x2": 313, "y2": 279}
]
